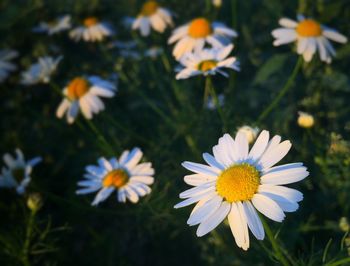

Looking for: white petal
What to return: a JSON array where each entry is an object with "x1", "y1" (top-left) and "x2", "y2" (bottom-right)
[
  {"x1": 91, "y1": 187, "x2": 114, "y2": 206},
  {"x1": 182, "y1": 161, "x2": 219, "y2": 176},
  {"x1": 259, "y1": 140, "x2": 292, "y2": 170},
  {"x1": 242, "y1": 201, "x2": 264, "y2": 240},
  {"x1": 228, "y1": 202, "x2": 250, "y2": 250},
  {"x1": 261, "y1": 166, "x2": 309, "y2": 185},
  {"x1": 184, "y1": 173, "x2": 217, "y2": 186},
  {"x1": 279, "y1": 18, "x2": 298, "y2": 28},
  {"x1": 323, "y1": 30, "x2": 348, "y2": 44},
  {"x1": 248, "y1": 130, "x2": 270, "y2": 163},
  {"x1": 187, "y1": 195, "x2": 222, "y2": 226},
  {"x1": 258, "y1": 184, "x2": 303, "y2": 202},
  {"x1": 252, "y1": 194, "x2": 285, "y2": 222},
  {"x1": 202, "y1": 153, "x2": 225, "y2": 171}
]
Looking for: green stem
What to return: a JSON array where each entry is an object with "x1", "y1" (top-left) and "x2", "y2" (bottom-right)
[
  {"x1": 85, "y1": 119, "x2": 116, "y2": 155},
  {"x1": 258, "y1": 57, "x2": 302, "y2": 123},
  {"x1": 21, "y1": 210, "x2": 36, "y2": 266}
]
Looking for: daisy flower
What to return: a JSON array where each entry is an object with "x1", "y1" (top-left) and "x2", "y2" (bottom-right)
[
  {"x1": 56, "y1": 76, "x2": 116, "y2": 124},
  {"x1": 175, "y1": 130, "x2": 309, "y2": 250},
  {"x1": 0, "y1": 149, "x2": 41, "y2": 195},
  {"x1": 69, "y1": 17, "x2": 113, "y2": 42},
  {"x1": 33, "y1": 15, "x2": 71, "y2": 35},
  {"x1": 237, "y1": 126, "x2": 260, "y2": 144},
  {"x1": 20, "y1": 56, "x2": 62, "y2": 85},
  {"x1": 176, "y1": 44, "x2": 239, "y2": 80},
  {"x1": 76, "y1": 148, "x2": 155, "y2": 205},
  {"x1": 272, "y1": 15, "x2": 348, "y2": 63},
  {"x1": 0, "y1": 49, "x2": 18, "y2": 83},
  {"x1": 297, "y1": 111, "x2": 314, "y2": 128},
  {"x1": 132, "y1": 0, "x2": 173, "y2": 37},
  {"x1": 168, "y1": 17, "x2": 237, "y2": 59}
]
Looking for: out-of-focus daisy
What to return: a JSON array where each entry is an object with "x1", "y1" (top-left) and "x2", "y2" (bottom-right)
[
  {"x1": 272, "y1": 15, "x2": 348, "y2": 63},
  {"x1": 33, "y1": 15, "x2": 71, "y2": 35},
  {"x1": 237, "y1": 126, "x2": 260, "y2": 144},
  {"x1": 297, "y1": 111, "x2": 314, "y2": 128},
  {"x1": 0, "y1": 49, "x2": 18, "y2": 83},
  {"x1": 69, "y1": 17, "x2": 113, "y2": 42},
  {"x1": 175, "y1": 130, "x2": 308, "y2": 250},
  {"x1": 132, "y1": 0, "x2": 173, "y2": 37},
  {"x1": 168, "y1": 17, "x2": 237, "y2": 59},
  {"x1": 56, "y1": 76, "x2": 116, "y2": 124},
  {"x1": 206, "y1": 93, "x2": 224, "y2": 110},
  {"x1": 76, "y1": 148, "x2": 155, "y2": 205},
  {"x1": 212, "y1": 0, "x2": 222, "y2": 8},
  {"x1": 144, "y1": 46, "x2": 163, "y2": 58},
  {"x1": 20, "y1": 56, "x2": 62, "y2": 85},
  {"x1": 176, "y1": 44, "x2": 239, "y2": 80},
  {"x1": 0, "y1": 149, "x2": 41, "y2": 195}
]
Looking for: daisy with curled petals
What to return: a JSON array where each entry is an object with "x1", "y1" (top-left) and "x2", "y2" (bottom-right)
[
  {"x1": 0, "y1": 49, "x2": 18, "y2": 83},
  {"x1": 132, "y1": 0, "x2": 173, "y2": 37},
  {"x1": 69, "y1": 17, "x2": 113, "y2": 42},
  {"x1": 0, "y1": 149, "x2": 41, "y2": 195},
  {"x1": 33, "y1": 15, "x2": 71, "y2": 35},
  {"x1": 168, "y1": 17, "x2": 237, "y2": 59},
  {"x1": 176, "y1": 44, "x2": 239, "y2": 80},
  {"x1": 20, "y1": 56, "x2": 62, "y2": 85},
  {"x1": 76, "y1": 148, "x2": 155, "y2": 205},
  {"x1": 272, "y1": 15, "x2": 348, "y2": 63},
  {"x1": 175, "y1": 130, "x2": 309, "y2": 250},
  {"x1": 56, "y1": 76, "x2": 116, "y2": 124}
]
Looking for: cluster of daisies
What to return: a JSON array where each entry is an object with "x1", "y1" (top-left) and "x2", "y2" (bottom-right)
[{"x1": 0, "y1": 0, "x2": 348, "y2": 251}]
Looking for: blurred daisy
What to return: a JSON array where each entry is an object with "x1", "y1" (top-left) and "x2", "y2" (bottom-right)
[
  {"x1": 175, "y1": 130, "x2": 308, "y2": 250},
  {"x1": 0, "y1": 149, "x2": 41, "y2": 194},
  {"x1": 0, "y1": 49, "x2": 18, "y2": 83},
  {"x1": 297, "y1": 111, "x2": 314, "y2": 128},
  {"x1": 144, "y1": 46, "x2": 163, "y2": 59},
  {"x1": 76, "y1": 148, "x2": 155, "y2": 205},
  {"x1": 132, "y1": 0, "x2": 173, "y2": 37},
  {"x1": 168, "y1": 17, "x2": 237, "y2": 59},
  {"x1": 272, "y1": 15, "x2": 348, "y2": 63},
  {"x1": 33, "y1": 15, "x2": 71, "y2": 35},
  {"x1": 20, "y1": 56, "x2": 62, "y2": 85},
  {"x1": 212, "y1": 0, "x2": 222, "y2": 8},
  {"x1": 206, "y1": 93, "x2": 224, "y2": 110},
  {"x1": 69, "y1": 17, "x2": 113, "y2": 42},
  {"x1": 56, "y1": 76, "x2": 116, "y2": 124},
  {"x1": 237, "y1": 126, "x2": 259, "y2": 144},
  {"x1": 176, "y1": 44, "x2": 239, "y2": 80}
]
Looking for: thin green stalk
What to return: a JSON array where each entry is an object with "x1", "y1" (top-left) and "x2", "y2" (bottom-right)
[
  {"x1": 258, "y1": 57, "x2": 302, "y2": 123},
  {"x1": 21, "y1": 210, "x2": 36, "y2": 266},
  {"x1": 85, "y1": 119, "x2": 116, "y2": 155}
]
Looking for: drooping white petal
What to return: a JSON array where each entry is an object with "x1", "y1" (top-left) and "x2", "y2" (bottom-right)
[
  {"x1": 242, "y1": 201, "x2": 265, "y2": 240},
  {"x1": 252, "y1": 194, "x2": 285, "y2": 222},
  {"x1": 187, "y1": 195, "x2": 222, "y2": 226},
  {"x1": 228, "y1": 202, "x2": 250, "y2": 250}
]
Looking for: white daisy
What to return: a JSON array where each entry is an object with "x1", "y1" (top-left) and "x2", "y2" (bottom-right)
[
  {"x1": 176, "y1": 44, "x2": 239, "y2": 80},
  {"x1": 0, "y1": 49, "x2": 18, "y2": 83},
  {"x1": 56, "y1": 76, "x2": 116, "y2": 124},
  {"x1": 168, "y1": 17, "x2": 237, "y2": 59},
  {"x1": 33, "y1": 15, "x2": 71, "y2": 35},
  {"x1": 0, "y1": 149, "x2": 41, "y2": 195},
  {"x1": 237, "y1": 126, "x2": 260, "y2": 144},
  {"x1": 76, "y1": 148, "x2": 155, "y2": 205},
  {"x1": 69, "y1": 17, "x2": 113, "y2": 42},
  {"x1": 20, "y1": 56, "x2": 62, "y2": 85},
  {"x1": 132, "y1": 0, "x2": 173, "y2": 37},
  {"x1": 272, "y1": 14, "x2": 348, "y2": 63},
  {"x1": 175, "y1": 130, "x2": 309, "y2": 250}
]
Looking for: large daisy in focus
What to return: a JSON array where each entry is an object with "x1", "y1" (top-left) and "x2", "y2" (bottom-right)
[
  {"x1": 175, "y1": 130, "x2": 308, "y2": 250},
  {"x1": 272, "y1": 15, "x2": 347, "y2": 63},
  {"x1": 176, "y1": 44, "x2": 239, "y2": 80},
  {"x1": 0, "y1": 49, "x2": 18, "y2": 83},
  {"x1": 132, "y1": 0, "x2": 173, "y2": 37},
  {"x1": 33, "y1": 15, "x2": 71, "y2": 35},
  {"x1": 168, "y1": 17, "x2": 237, "y2": 59},
  {"x1": 0, "y1": 149, "x2": 41, "y2": 194},
  {"x1": 56, "y1": 76, "x2": 116, "y2": 124},
  {"x1": 69, "y1": 17, "x2": 113, "y2": 42},
  {"x1": 76, "y1": 148, "x2": 155, "y2": 205}
]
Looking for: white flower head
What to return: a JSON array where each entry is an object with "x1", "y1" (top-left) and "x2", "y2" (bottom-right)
[
  {"x1": 20, "y1": 56, "x2": 62, "y2": 85},
  {"x1": 175, "y1": 130, "x2": 309, "y2": 250},
  {"x1": 56, "y1": 75, "x2": 117, "y2": 124},
  {"x1": 272, "y1": 14, "x2": 348, "y2": 63},
  {"x1": 0, "y1": 49, "x2": 18, "y2": 83},
  {"x1": 132, "y1": 1, "x2": 173, "y2": 37},
  {"x1": 206, "y1": 93, "x2": 225, "y2": 110},
  {"x1": 176, "y1": 44, "x2": 239, "y2": 80},
  {"x1": 297, "y1": 111, "x2": 314, "y2": 128},
  {"x1": 33, "y1": 15, "x2": 71, "y2": 35},
  {"x1": 76, "y1": 148, "x2": 155, "y2": 205},
  {"x1": 237, "y1": 126, "x2": 260, "y2": 144},
  {"x1": 69, "y1": 17, "x2": 113, "y2": 42},
  {"x1": 0, "y1": 149, "x2": 42, "y2": 194},
  {"x1": 168, "y1": 17, "x2": 238, "y2": 59}
]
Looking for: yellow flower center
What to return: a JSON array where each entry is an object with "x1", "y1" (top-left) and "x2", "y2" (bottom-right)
[
  {"x1": 188, "y1": 18, "x2": 212, "y2": 38},
  {"x1": 296, "y1": 19, "x2": 322, "y2": 37},
  {"x1": 102, "y1": 169, "x2": 129, "y2": 188},
  {"x1": 67, "y1": 77, "x2": 90, "y2": 100},
  {"x1": 84, "y1": 17, "x2": 98, "y2": 27},
  {"x1": 216, "y1": 163, "x2": 260, "y2": 203},
  {"x1": 198, "y1": 60, "x2": 217, "y2": 72},
  {"x1": 140, "y1": 1, "x2": 159, "y2": 16},
  {"x1": 12, "y1": 167, "x2": 25, "y2": 183}
]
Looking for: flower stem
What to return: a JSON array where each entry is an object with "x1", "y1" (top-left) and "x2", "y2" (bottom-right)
[
  {"x1": 21, "y1": 209, "x2": 36, "y2": 266},
  {"x1": 85, "y1": 119, "x2": 116, "y2": 155},
  {"x1": 258, "y1": 56, "x2": 302, "y2": 123}
]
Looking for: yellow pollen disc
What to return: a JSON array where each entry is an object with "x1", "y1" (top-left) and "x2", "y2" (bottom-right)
[
  {"x1": 198, "y1": 60, "x2": 217, "y2": 72},
  {"x1": 216, "y1": 163, "x2": 260, "y2": 203},
  {"x1": 188, "y1": 18, "x2": 212, "y2": 38},
  {"x1": 67, "y1": 77, "x2": 90, "y2": 100},
  {"x1": 296, "y1": 19, "x2": 322, "y2": 37},
  {"x1": 84, "y1": 17, "x2": 98, "y2": 27},
  {"x1": 140, "y1": 1, "x2": 159, "y2": 16},
  {"x1": 12, "y1": 167, "x2": 25, "y2": 183},
  {"x1": 102, "y1": 169, "x2": 129, "y2": 188}
]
